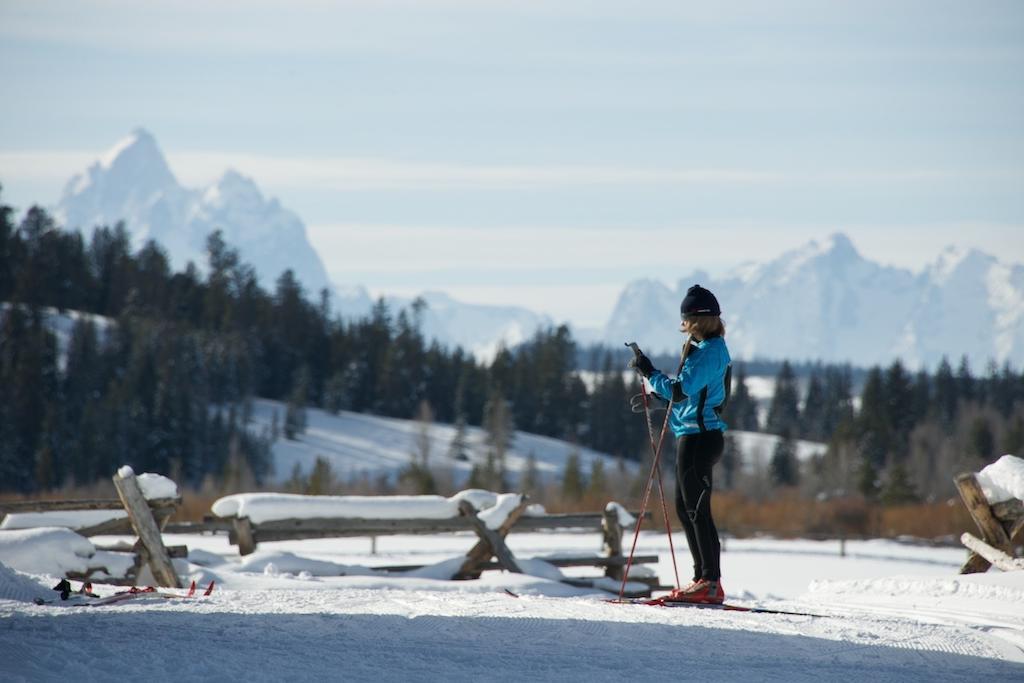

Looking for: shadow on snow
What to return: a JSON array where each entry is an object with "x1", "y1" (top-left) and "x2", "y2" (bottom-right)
[{"x1": 2, "y1": 609, "x2": 1015, "y2": 682}]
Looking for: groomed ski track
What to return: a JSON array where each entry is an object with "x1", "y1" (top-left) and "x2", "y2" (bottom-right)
[{"x1": 4, "y1": 586, "x2": 1022, "y2": 682}]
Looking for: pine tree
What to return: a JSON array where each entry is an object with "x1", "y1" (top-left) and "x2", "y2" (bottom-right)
[
  {"x1": 1003, "y1": 413, "x2": 1024, "y2": 455},
  {"x1": 483, "y1": 389, "x2": 514, "y2": 486},
  {"x1": 522, "y1": 451, "x2": 541, "y2": 496},
  {"x1": 447, "y1": 416, "x2": 470, "y2": 462},
  {"x1": 285, "y1": 462, "x2": 306, "y2": 493},
  {"x1": 562, "y1": 448, "x2": 586, "y2": 501},
  {"x1": 307, "y1": 456, "x2": 335, "y2": 495},
  {"x1": 766, "y1": 361, "x2": 800, "y2": 438},
  {"x1": 800, "y1": 372, "x2": 826, "y2": 441},
  {"x1": 721, "y1": 432, "x2": 739, "y2": 490},
  {"x1": 956, "y1": 356, "x2": 975, "y2": 405},
  {"x1": 0, "y1": 185, "x2": 17, "y2": 302},
  {"x1": 401, "y1": 400, "x2": 437, "y2": 494},
  {"x1": 586, "y1": 458, "x2": 607, "y2": 499},
  {"x1": 932, "y1": 357, "x2": 957, "y2": 427},
  {"x1": 222, "y1": 432, "x2": 257, "y2": 493},
  {"x1": 376, "y1": 308, "x2": 426, "y2": 418},
  {"x1": 769, "y1": 435, "x2": 799, "y2": 487},
  {"x1": 271, "y1": 409, "x2": 281, "y2": 441},
  {"x1": 323, "y1": 371, "x2": 350, "y2": 414},
  {"x1": 0, "y1": 307, "x2": 59, "y2": 491},
  {"x1": 880, "y1": 463, "x2": 918, "y2": 504},
  {"x1": 968, "y1": 415, "x2": 996, "y2": 462},
  {"x1": 856, "y1": 367, "x2": 892, "y2": 471},
  {"x1": 284, "y1": 367, "x2": 310, "y2": 440},
  {"x1": 725, "y1": 365, "x2": 760, "y2": 432},
  {"x1": 821, "y1": 366, "x2": 854, "y2": 441},
  {"x1": 883, "y1": 360, "x2": 914, "y2": 458},
  {"x1": 857, "y1": 453, "x2": 880, "y2": 500}
]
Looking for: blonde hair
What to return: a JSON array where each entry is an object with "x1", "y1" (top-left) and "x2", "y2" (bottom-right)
[{"x1": 687, "y1": 315, "x2": 725, "y2": 340}]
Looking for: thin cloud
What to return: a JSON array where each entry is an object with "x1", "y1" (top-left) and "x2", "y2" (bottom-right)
[{"x1": 4, "y1": 149, "x2": 1013, "y2": 194}]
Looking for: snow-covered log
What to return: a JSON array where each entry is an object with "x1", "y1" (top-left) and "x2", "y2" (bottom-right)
[
  {"x1": 112, "y1": 468, "x2": 181, "y2": 589},
  {"x1": 960, "y1": 533, "x2": 1024, "y2": 571},
  {"x1": 456, "y1": 495, "x2": 529, "y2": 579},
  {"x1": 956, "y1": 459, "x2": 1024, "y2": 574}
]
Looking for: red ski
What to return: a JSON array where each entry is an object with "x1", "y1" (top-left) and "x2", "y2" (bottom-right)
[
  {"x1": 607, "y1": 596, "x2": 824, "y2": 618},
  {"x1": 35, "y1": 579, "x2": 216, "y2": 607}
]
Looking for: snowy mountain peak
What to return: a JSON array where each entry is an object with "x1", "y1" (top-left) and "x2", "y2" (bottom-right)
[
  {"x1": 791, "y1": 231, "x2": 861, "y2": 268},
  {"x1": 55, "y1": 129, "x2": 332, "y2": 295},
  {"x1": 204, "y1": 169, "x2": 264, "y2": 208},
  {"x1": 100, "y1": 128, "x2": 162, "y2": 168},
  {"x1": 92, "y1": 128, "x2": 177, "y2": 194},
  {"x1": 928, "y1": 245, "x2": 995, "y2": 285},
  {"x1": 602, "y1": 233, "x2": 1021, "y2": 369},
  {"x1": 622, "y1": 278, "x2": 672, "y2": 298}
]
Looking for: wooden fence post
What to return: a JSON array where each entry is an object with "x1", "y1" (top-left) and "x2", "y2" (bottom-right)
[
  {"x1": 955, "y1": 473, "x2": 1012, "y2": 574},
  {"x1": 112, "y1": 468, "x2": 182, "y2": 588},
  {"x1": 455, "y1": 499, "x2": 523, "y2": 578},
  {"x1": 602, "y1": 507, "x2": 624, "y2": 581},
  {"x1": 233, "y1": 517, "x2": 257, "y2": 556}
]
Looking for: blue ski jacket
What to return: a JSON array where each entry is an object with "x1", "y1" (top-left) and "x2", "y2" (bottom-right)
[{"x1": 648, "y1": 335, "x2": 731, "y2": 436}]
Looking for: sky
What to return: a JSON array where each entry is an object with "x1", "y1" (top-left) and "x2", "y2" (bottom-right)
[{"x1": 1, "y1": 0, "x2": 1022, "y2": 327}]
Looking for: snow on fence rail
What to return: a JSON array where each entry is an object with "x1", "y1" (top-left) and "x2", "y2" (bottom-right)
[
  {"x1": 211, "y1": 491, "x2": 657, "y2": 596},
  {"x1": 0, "y1": 468, "x2": 184, "y2": 587},
  {"x1": 956, "y1": 454, "x2": 1024, "y2": 574}
]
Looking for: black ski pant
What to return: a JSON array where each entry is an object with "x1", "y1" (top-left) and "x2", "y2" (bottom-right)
[{"x1": 674, "y1": 429, "x2": 724, "y2": 582}]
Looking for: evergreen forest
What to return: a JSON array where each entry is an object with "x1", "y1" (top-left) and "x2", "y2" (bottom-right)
[{"x1": 1, "y1": 194, "x2": 1022, "y2": 510}]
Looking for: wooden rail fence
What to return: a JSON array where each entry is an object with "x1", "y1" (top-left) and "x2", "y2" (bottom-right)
[
  {"x1": 955, "y1": 472, "x2": 1024, "y2": 574},
  {"x1": 218, "y1": 501, "x2": 660, "y2": 596}
]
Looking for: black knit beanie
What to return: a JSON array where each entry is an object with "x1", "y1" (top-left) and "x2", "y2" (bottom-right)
[{"x1": 680, "y1": 284, "x2": 721, "y2": 317}]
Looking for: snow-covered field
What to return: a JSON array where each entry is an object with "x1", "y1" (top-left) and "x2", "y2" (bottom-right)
[
  {"x1": 251, "y1": 399, "x2": 825, "y2": 485},
  {"x1": 2, "y1": 529, "x2": 1023, "y2": 681},
  {"x1": 252, "y1": 399, "x2": 637, "y2": 484}
]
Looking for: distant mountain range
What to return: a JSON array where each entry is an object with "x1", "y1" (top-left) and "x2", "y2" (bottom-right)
[
  {"x1": 56, "y1": 129, "x2": 333, "y2": 296},
  {"x1": 52, "y1": 130, "x2": 1022, "y2": 369},
  {"x1": 603, "y1": 233, "x2": 1024, "y2": 370},
  {"x1": 53, "y1": 130, "x2": 551, "y2": 357}
]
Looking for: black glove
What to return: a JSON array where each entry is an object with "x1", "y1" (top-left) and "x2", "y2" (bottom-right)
[
  {"x1": 627, "y1": 352, "x2": 655, "y2": 378},
  {"x1": 630, "y1": 392, "x2": 668, "y2": 413}
]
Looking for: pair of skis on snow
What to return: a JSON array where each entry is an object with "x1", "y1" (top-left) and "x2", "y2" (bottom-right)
[
  {"x1": 607, "y1": 595, "x2": 824, "y2": 617},
  {"x1": 34, "y1": 579, "x2": 215, "y2": 607},
  {"x1": 503, "y1": 589, "x2": 823, "y2": 617}
]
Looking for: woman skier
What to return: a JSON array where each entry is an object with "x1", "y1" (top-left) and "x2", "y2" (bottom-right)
[{"x1": 628, "y1": 284, "x2": 732, "y2": 604}]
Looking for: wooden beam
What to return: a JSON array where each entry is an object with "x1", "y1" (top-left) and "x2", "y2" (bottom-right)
[
  {"x1": 475, "y1": 554, "x2": 660, "y2": 571},
  {"x1": 373, "y1": 554, "x2": 659, "y2": 574},
  {"x1": 508, "y1": 511, "x2": 650, "y2": 532},
  {"x1": 955, "y1": 473, "x2": 1012, "y2": 574},
  {"x1": 961, "y1": 533, "x2": 1024, "y2": 571},
  {"x1": 455, "y1": 499, "x2": 522, "y2": 576},
  {"x1": 252, "y1": 517, "x2": 476, "y2": 536},
  {"x1": 233, "y1": 517, "x2": 257, "y2": 556},
  {"x1": 992, "y1": 499, "x2": 1024, "y2": 524},
  {"x1": 960, "y1": 551, "x2": 992, "y2": 575},
  {"x1": 1009, "y1": 515, "x2": 1024, "y2": 544},
  {"x1": 75, "y1": 518, "x2": 135, "y2": 537},
  {"x1": 112, "y1": 469, "x2": 181, "y2": 588},
  {"x1": 162, "y1": 519, "x2": 233, "y2": 534},
  {"x1": 602, "y1": 507, "x2": 625, "y2": 581},
  {"x1": 0, "y1": 497, "x2": 180, "y2": 514},
  {"x1": 455, "y1": 497, "x2": 530, "y2": 579}
]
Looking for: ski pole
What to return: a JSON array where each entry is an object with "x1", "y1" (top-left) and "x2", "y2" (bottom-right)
[{"x1": 618, "y1": 343, "x2": 682, "y2": 599}]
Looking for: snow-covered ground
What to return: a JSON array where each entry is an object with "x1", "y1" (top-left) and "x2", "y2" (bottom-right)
[
  {"x1": 252, "y1": 399, "x2": 638, "y2": 485},
  {"x1": 4, "y1": 460, "x2": 1022, "y2": 681},
  {"x1": 251, "y1": 399, "x2": 826, "y2": 486},
  {"x1": 2, "y1": 529, "x2": 1023, "y2": 681}
]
